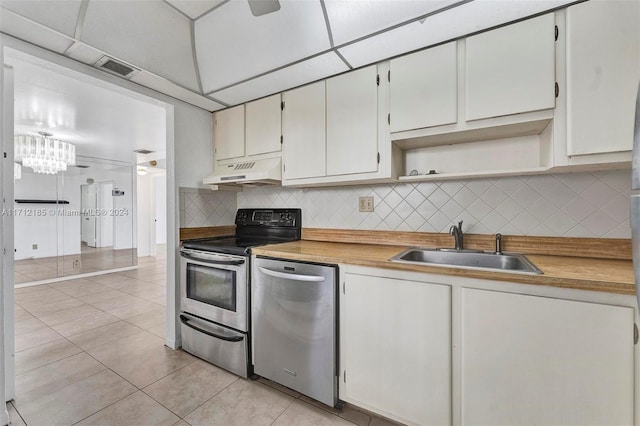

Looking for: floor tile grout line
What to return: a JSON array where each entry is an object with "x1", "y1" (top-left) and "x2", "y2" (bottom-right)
[
  {"x1": 9, "y1": 401, "x2": 28, "y2": 425},
  {"x1": 14, "y1": 339, "x2": 83, "y2": 377},
  {"x1": 172, "y1": 376, "x2": 241, "y2": 421},
  {"x1": 68, "y1": 380, "x2": 139, "y2": 426},
  {"x1": 12, "y1": 366, "x2": 110, "y2": 418},
  {"x1": 268, "y1": 395, "x2": 298, "y2": 426}
]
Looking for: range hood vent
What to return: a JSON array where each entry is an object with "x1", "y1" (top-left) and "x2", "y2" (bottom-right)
[
  {"x1": 203, "y1": 157, "x2": 281, "y2": 186},
  {"x1": 95, "y1": 56, "x2": 140, "y2": 79}
]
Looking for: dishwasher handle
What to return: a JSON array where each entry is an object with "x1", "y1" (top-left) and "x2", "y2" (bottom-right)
[{"x1": 258, "y1": 266, "x2": 325, "y2": 282}]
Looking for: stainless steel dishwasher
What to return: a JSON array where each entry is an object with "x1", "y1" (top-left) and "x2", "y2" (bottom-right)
[{"x1": 252, "y1": 256, "x2": 338, "y2": 407}]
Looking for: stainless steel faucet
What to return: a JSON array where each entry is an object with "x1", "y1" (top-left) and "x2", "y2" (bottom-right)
[{"x1": 449, "y1": 220, "x2": 464, "y2": 251}]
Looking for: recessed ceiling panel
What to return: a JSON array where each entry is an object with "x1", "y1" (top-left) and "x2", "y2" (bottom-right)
[
  {"x1": 7, "y1": 55, "x2": 167, "y2": 163},
  {"x1": 0, "y1": 8, "x2": 74, "y2": 53},
  {"x1": 0, "y1": 0, "x2": 82, "y2": 37},
  {"x1": 209, "y1": 52, "x2": 348, "y2": 106},
  {"x1": 338, "y1": 0, "x2": 575, "y2": 68},
  {"x1": 324, "y1": 0, "x2": 465, "y2": 46},
  {"x1": 165, "y1": 0, "x2": 226, "y2": 19},
  {"x1": 195, "y1": 0, "x2": 331, "y2": 93},
  {"x1": 81, "y1": 1, "x2": 199, "y2": 92},
  {"x1": 131, "y1": 71, "x2": 225, "y2": 111}
]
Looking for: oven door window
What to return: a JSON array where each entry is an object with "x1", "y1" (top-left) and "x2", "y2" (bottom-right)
[{"x1": 186, "y1": 263, "x2": 237, "y2": 312}]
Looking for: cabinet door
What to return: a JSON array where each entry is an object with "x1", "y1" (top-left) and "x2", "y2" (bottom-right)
[
  {"x1": 390, "y1": 41, "x2": 458, "y2": 132},
  {"x1": 246, "y1": 94, "x2": 282, "y2": 156},
  {"x1": 214, "y1": 105, "x2": 245, "y2": 161},
  {"x1": 326, "y1": 65, "x2": 378, "y2": 176},
  {"x1": 465, "y1": 14, "x2": 556, "y2": 121},
  {"x1": 342, "y1": 273, "x2": 451, "y2": 425},
  {"x1": 460, "y1": 289, "x2": 634, "y2": 426},
  {"x1": 567, "y1": 0, "x2": 640, "y2": 155},
  {"x1": 282, "y1": 81, "x2": 326, "y2": 180}
]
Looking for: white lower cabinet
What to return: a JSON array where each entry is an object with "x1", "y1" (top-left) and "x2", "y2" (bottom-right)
[
  {"x1": 340, "y1": 273, "x2": 451, "y2": 426},
  {"x1": 460, "y1": 288, "x2": 634, "y2": 426}
]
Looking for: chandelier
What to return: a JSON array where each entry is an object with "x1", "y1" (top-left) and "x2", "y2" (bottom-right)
[{"x1": 14, "y1": 133, "x2": 76, "y2": 174}]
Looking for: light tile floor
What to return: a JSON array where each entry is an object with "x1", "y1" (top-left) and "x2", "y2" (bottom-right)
[{"x1": 7, "y1": 249, "x2": 400, "y2": 426}]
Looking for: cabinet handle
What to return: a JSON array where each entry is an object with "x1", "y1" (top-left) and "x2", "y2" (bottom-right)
[
  {"x1": 555, "y1": 82, "x2": 559, "y2": 98},
  {"x1": 635, "y1": 324, "x2": 638, "y2": 345}
]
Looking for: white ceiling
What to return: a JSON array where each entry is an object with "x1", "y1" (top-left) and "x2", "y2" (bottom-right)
[
  {"x1": 7, "y1": 50, "x2": 167, "y2": 165},
  {"x1": 0, "y1": 0, "x2": 580, "y2": 111}
]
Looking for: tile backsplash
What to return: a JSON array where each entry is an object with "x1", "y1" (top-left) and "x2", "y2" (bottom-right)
[
  {"x1": 179, "y1": 187, "x2": 236, "y2": 228},
  {"x1": 235, "y1": 170, "x2": 631, "y2": 239},
  {"x1": 180, "y1": 170, "x2": 631, "y2": 238}
]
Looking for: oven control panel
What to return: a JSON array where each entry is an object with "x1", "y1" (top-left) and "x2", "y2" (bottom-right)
[{"x1": 235, "y1": 208, "x2": 301, "y2": 227}]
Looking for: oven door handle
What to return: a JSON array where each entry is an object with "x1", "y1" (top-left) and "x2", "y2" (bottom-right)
[
  {"x1": 258, "y1": 267, "x2": 325, "y2": 282},
  {"x1": 180, "y1": 252, "x2": 245, "y2": 266},
  {"x1": 180, "y1": 315, "x2": 244, "y2": 342}
]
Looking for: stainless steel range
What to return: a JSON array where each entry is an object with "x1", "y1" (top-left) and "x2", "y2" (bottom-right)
[{"x1": 179, "y1": 208, "x2": 301, "y2": 378}]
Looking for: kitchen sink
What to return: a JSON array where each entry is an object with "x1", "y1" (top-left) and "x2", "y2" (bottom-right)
[{"x1": 389, "y1": 248, "x2": 543, "y2": 274}]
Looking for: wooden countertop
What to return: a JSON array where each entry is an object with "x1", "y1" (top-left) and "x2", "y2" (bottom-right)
[{"x1": 251, "y1": 240, "x2": 635, "y2": 295}]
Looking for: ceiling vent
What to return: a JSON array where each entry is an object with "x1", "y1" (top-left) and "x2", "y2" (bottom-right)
[
  {"x1": 133, "y1": 149, "x2": 155, "y2": 155},
  {"x1": 94, "y1": 56, "x2": 140, "y2": 79}
]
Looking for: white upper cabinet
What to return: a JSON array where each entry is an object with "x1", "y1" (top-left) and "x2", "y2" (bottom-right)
[
  {"x1": 465, "y1": 14, "x2": 556, "y2": 121},
  {"x1": 213, "y1": 105, "x2": 245, "y2": 161},
  {"x1": 245, "y1": 94, "x2": 282, "y2": 157},
  {"x1": 390, "y1": 41, "x2": 458, "y2": 133},
  {"x1": 282, "y1": 81, "x2": 326, "y2": 180},
  {"x1": 326, "y1": 65, "x2": 379, "y2": 176},
  {"x1": 460, "y1": 288, "x2": 634, "y2": 426},
  {"x1": 341, "y1": 273, "x2": 451, "y2": 425},
  {"x1": 566, "y1": 0, "x2": 640, "y2": 156}
]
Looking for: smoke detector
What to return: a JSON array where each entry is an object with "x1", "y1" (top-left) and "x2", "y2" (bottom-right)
[
  {"x1": 94, "y1": 56, "x2": 140, "y2": 79},
  {"x1": 133, "y1": 148, "x2": 155, "y2": 155}
]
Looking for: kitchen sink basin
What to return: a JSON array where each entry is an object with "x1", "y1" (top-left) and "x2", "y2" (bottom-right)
[{"x1": 389, "y1": 248, "x2": 542, "y2": 274}]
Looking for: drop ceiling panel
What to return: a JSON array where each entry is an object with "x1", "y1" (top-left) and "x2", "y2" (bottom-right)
[
  {"x1": 165, "y1": 0, "x2": 226, "y2": 19},
  {"x1": 131, "y1": 71, "x2": 225, "y2": 111},
  {"x1": 324, "y1": 0, "x2": 465, "y2": 46},
  {"x1": 81, "y1": 1, "x2": 200, "y2": 92},
  {"x1": 0, "y1": 8, "x2": 74, "y2": 53},
  {"x1": 209, "y1": 52, "x2": 349, "y2": 106},
  {"x1": 65, "y1": 42, "x2": 103, "y2": 65},
  {"x1": 195, "y1": 0, "x2": 331, "y2": 93},
  {"x1": 0, "y1": 0, "x2": 82, "y2": 37},
  {"x1": 338, "y1": 0, "x2": 575, "y2": 68}
]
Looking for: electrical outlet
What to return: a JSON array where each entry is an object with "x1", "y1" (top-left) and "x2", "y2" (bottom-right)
[
  {"x1": 359, "y1": 196, "x2": 374, "y2": 212},
  {"x1": 32, "y1": 244, "x2": 38, "y2": 250},
  {"x1": 73, "y1": 259, "x2": 80, "y2": 269}
]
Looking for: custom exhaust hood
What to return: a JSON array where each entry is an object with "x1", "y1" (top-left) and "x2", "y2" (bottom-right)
[{"x1": 203, "y1": 157, "x2": 281, "y2": 187}]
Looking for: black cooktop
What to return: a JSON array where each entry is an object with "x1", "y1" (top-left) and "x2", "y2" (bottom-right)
[{"x1": 182, "y1": 208, "x2": 302, "y2": 256}]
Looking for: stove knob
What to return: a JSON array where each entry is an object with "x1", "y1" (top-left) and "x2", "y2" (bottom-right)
[
  {"x1": 280, "y1": 212, "x2": 286, "y2": 220},
  {"x1": 285, "y1": 213, "x2": 292, "y2": 221}
]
